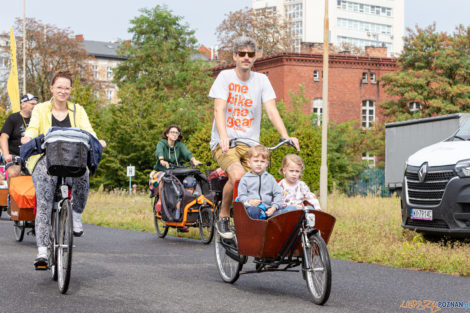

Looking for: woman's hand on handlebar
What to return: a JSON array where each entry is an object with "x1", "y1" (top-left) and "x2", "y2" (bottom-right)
[
  {"x1": 191, "y1": 157, "x2": 202, "y2": 167},
  {"x1": 160, "y1": 160, "x2": 170, "y2": 169},
  {"x1": 99, "y1": 140, "x2": 107, "y2": 149}
]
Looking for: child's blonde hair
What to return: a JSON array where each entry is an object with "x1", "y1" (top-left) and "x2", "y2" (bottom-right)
[
  {"x1": 279, "y1": 154, "x2": 305, "y2": 174},
  {"x1": 248, "y1": 145, "x2": 270, "y2": 160}
]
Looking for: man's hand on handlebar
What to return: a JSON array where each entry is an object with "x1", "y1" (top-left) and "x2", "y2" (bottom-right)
[
  {"x1": 219, "y1": 137, "x2": 230, "y2": 153},
  {"x1": 288, "y1": 137, "x2": 300, "y2": 151},
  {"x1": 4, "y1": 153, "x2": 12, "y2": 163}
]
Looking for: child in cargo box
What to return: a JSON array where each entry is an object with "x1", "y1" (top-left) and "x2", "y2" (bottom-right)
[
  {"x1": 278, "y1": 154, "x2": 321, "y2": 212},
  {"x1": 237, "y1": 145, "x2": 283, "y2": 220}
]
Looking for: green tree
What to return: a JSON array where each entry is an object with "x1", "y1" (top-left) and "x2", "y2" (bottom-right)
[
  {"x1": 380, "y1": 24, "x2": 470, "y2": 121},
  {"x1": 96, "y1": 5, "x2": 214, "y2": 189}
]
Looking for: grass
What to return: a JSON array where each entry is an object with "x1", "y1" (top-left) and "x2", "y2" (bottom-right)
[{"x1": 83, "y1": 190, "x2": 470, "y2": 276}]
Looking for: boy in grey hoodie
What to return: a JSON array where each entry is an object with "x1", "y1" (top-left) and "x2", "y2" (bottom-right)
[{"x1": 237, "y1": 145, "x2": 283, "y2": 219}]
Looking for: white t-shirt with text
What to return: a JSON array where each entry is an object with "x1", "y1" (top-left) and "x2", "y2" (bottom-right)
[{"x1": 208, "y1": 69, "x2": 276, "y2": 150}]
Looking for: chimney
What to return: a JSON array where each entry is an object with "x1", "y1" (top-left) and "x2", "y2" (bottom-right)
[
  {"x1": 75, "y1": 34, "x2": 84, "y2": 42},
  {"x1": 365, "y1": 46, "x2": 387, "y2": 57}
]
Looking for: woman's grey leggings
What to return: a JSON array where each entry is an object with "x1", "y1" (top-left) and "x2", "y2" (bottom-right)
[{"x1": 33, "y1": 157, "x2": 89, "y2": 248}]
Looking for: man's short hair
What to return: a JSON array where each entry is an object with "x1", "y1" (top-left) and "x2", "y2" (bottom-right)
[
  {"x1": 248, "y1": 145, "x2": 270, "y2": 160},
  {"x1": 233, "y1": 36, "x2": 258, "y2": 54}
]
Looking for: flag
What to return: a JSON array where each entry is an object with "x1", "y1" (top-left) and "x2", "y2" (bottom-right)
[{"x1": 7, "y1": 27, "x2": 20, "y2": 113}]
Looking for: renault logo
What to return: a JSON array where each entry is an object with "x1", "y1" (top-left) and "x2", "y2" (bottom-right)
[{"x1": 418, "y1": 163, "x2": 428, "y2": 182}]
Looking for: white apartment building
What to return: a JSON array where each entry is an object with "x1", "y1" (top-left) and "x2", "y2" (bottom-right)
[{"x1": 252, "y1": 0, "x2": 404, "y2": 56}]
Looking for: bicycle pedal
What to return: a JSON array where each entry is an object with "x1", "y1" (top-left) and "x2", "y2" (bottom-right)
[{"x1": 34, "y1": 263, "x2": 49, "y2": 271}]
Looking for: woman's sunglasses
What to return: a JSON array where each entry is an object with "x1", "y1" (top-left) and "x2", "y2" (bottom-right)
[{"x1": 237, "y1": 51, "x2": 256, "y2": 58}]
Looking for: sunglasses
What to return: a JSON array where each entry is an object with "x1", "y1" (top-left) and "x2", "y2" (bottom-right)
[{"x1": 237, "y1": 51, "x2": 256, "y2": 58}]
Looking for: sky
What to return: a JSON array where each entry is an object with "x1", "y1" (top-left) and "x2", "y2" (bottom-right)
[{"x1": 0, "y1": 0, "x2": 469, "y2": 47}]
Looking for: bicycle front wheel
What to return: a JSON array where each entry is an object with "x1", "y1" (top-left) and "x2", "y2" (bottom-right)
[
  {"x1": 304, "y1": 232, "x2": 332, "y2": 305},
  {"x1": 214, "y1": 232, "x2": 243, "y2": 283},
  {"x1": 57, "y1": 199, "x2": 73, "y2": 294},
  {"x1": 198, "y1": 206, "x2": 214, "y2": 244},
  {"x1": 50, "y1": 210, "x2": 58, "y2": 281}
]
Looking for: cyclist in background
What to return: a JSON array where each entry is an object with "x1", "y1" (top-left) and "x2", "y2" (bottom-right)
[{"x1": 0, "y1": 93, "x2": 38, "y2": 183}]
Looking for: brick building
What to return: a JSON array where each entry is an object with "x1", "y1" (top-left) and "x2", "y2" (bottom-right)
[
  {"x1": 211, "y1": 46, "x2": 398, "y2": 166},
  {"x1": 212, "y1": 46, "x2": 397, "y2": 128}
]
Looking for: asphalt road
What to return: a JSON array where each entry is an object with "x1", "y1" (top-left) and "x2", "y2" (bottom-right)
[{"x1": 0, "y1": 215, "x2": 468, "y2": 313}]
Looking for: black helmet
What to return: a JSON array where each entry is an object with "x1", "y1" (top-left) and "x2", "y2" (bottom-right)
[{"x1": 183, "y1": 176, "x2": 197, "y2": 188}]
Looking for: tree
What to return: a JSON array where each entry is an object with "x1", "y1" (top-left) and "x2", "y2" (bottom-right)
[
  {"x1": 2, "y1": 18, "x2": 92, "y2": 103},
  {"x1": 215, "y1": 7, "x2": 294, "y2": 64},
  {"x1": 380, "y1": 24, "x2": 470, "y2": 121},
  {"x1": 95, "y1": 5, "x2": 214, "y2": 188}
]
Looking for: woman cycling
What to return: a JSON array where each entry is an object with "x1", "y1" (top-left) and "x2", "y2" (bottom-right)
[
  {"x1": 150, "y1": 125, "x2": 201, "y2": 232},
  {"x1": 21, "y1": 70, "x2": 106, "y2": 269}
]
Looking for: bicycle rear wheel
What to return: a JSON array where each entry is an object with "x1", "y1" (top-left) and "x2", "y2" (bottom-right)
[
  {"x1": 57, "y1": 199, "x2": 73, "y2": 294},
  {"x1": 214, "y1": 232, "x2": 244, "y2": 283},
  {"x1": 198, "y1": 206, "x2": 214, "y2": 244},
  {"x1": 13, "y1": 221, "x2": 25, "y2": 242},
  {"x1": 304, "y1": 232, "x2": 332, "y2": 305}
]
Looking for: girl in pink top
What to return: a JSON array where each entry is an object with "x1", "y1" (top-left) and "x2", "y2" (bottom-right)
[{"x1": 278, "y1": 154, "x2": 321, "y2": 212}]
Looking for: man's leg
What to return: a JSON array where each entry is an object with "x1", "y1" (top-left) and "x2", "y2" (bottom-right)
[
  {"x1": 215, "y1": 162, "x2": 246, "y2": 239},
  {"x1": 6, "y1": 164, "x2": 21, "y2": 187},
  {"x1": 219, "y1": 162, "x2": 246, "y2": 218}
]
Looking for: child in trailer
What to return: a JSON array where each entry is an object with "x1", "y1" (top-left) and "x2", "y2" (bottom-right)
[
  {"x1": 278, "y1": 154, "x2": 321, "y2": 213},
  {"x1": 237, "y1": 145, "x2": 283, "y2": 220}
]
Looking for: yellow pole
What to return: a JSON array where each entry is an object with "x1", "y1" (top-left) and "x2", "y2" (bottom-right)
[{"x1": 319, "y1": 0, "x2": 329, "y2": 209}]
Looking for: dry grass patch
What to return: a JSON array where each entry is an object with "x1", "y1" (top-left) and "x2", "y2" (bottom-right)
[
  {"x1": 327, "y1": 193, "x2": 470, "y2": 276},
  {"x1": 84, "y1": 191, "x2": 470, "y2": 276}
]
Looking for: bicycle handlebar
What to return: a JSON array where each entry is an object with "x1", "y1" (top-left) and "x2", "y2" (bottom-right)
[{"x1": 229, "y1": 138, "x2": 295, "y2": 151}]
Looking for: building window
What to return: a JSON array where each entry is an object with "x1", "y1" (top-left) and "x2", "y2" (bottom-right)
[
  {"x1": 362, "y1": 72, "x2": 368, "y2": 83},
  {"x1": 106, "y1": 66, "x2": 113, "y2": 80},
  {"x1": 370, "y1": 73, "x2": 376, "y2": 84},
  {"x1": 312, "y1": 98, "x2": 323, "y2": 126},
  {"x1": 313, "y1": 70, "x2": 320, "y2": 82},
  {"x1": 362, "y1": 153, "x2": 376, "y2": 168},
  {"x1": 409, "y1": 102, "x2": 422, "y2": 113},
  {"x1": 92, "y1": 65, "x2": 98, "y2": 79},
  {"x1": 106, "y1": 90, "x2": 113, "y2": 101},
  {"x1": 362, "y1": 100, "x2": 375, "y2": 128}
]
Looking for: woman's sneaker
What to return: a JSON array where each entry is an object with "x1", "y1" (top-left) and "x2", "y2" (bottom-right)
[
  {"x1": 72, "y1": 211, "x2": 84, "y2": 237},
  {"x1": 215, "y1": 217, "x2": 233, "y2": 239},
  {"x1": 34, "y1": 247, "x2": 48, "y2": 270}
]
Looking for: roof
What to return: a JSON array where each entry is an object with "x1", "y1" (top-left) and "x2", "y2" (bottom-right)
[{"x1": 81, "y1": 40, "x2": 126, "y2": 60}]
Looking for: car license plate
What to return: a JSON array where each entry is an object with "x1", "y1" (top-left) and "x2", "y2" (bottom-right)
[{"x1": 411, "y1": 209, "x2": 433, "y2": 221}]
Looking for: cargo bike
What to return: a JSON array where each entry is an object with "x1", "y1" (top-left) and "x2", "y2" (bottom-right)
[
  {"x1": 0, "y1": 157, "x2": 36, "y2": 242},
  {"x1": 210, "y1": 138, "x2": 336, "y2": 305},
  {"x1": 152, "y1": 164, "x2": 217, "y2": 244}
]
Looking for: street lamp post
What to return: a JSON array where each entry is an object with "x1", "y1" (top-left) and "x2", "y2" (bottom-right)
[{"x1": 319, "y1": 0, "x2": 329, "y2": 210}]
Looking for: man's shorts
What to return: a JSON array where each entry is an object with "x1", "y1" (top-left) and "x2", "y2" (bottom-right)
[{"x1": 211, "y1": 143, "x2": 251, "y2": 172}]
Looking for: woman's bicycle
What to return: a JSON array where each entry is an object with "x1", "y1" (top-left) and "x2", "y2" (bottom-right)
[
  {"x1": 210, "y1": 138, "x2": 335, "y2": 305},
  {"x1": 41, "y1": 177, "x2": 74, "y2": 294}
]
